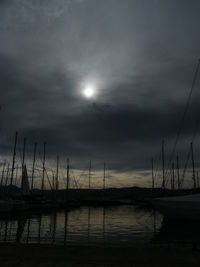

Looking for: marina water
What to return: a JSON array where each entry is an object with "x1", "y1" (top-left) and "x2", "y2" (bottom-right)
[{"x1": 0, "y1": 205, "x2": 162, "y2": 246}]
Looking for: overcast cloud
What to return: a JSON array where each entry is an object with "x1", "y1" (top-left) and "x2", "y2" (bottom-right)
[{"x1": 0, "y1": 0, "x2": 200, "y2": 182}]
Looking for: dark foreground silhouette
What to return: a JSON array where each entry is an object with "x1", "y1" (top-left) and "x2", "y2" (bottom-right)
[{"x1": 0, "y1": 243, "x2": 200, "y2": 266}]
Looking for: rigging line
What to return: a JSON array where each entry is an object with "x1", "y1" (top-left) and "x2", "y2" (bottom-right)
[
  {"x1": 68, "y1": 165, "x2": 74, "y2": 189},
  {"x1": 73, "y1": 174, "x2": 82, "y2": 188},
  {"x1": 61, "y1": 177, "x2": 67, "y2": 186},
  {"x1": 70, "y1": 166, "x2": 81, "y2": 189},
  {"x1": 44, "y1": 165, "x2": 53, "y2": 190},
  {"x1": 153, "y1": 150, "x2": 162, "y2": 183},
  {"x1": 180, "y1": 144, "x2": 191, "y2": 188},
  {"x1": 70, "y1": 174, "x2": 79, "y2": 188},
  {"x1": 78, "y1": 170, "x2": 88, "y2": 181},
  {"x1": 165, "y1": 167, "x2": 173, "y2": 188},
  {"x1": 150, "y1": 147, "x2": 162, "y2": 188},
  {"x1": 33, "y1": 163, "x2": 44, "y2": 188},
  {"x1": 191, "y1": 111, "x2": 200, "y2": 144},
  {"x1": 34, "y1": 157, "x2": 55, "y2": 173},
  {"x1": 59, "y1": 160, "x2": 67, "y2": 183},
  {"x1": 180, "y1": 116, "x2": 200, "y2": 189},
  {"x1": 180, "y1": 108, "x2": 200, "y2": 188},
  {"x1": 0, "y1": 106, "x2": 13, "y2": 159},
  {"x1": 173, "y1": 94, "x2": 200, "y2": 188},
  {"x1": 79, "y1": 171, "x2": 87, "y2": 180},
  {"x1": 36, "y1": 166, "x2": 55, "y2": 173},
  {"x1": 33, "y1": 164, "x2": 54, "y2": 173},
  {"x1": 75, "y1": 178, "x2": 82, "y2": 189},
  {"x1": 74, "y1": 175, "x2": 83, "y2": 188},
  {"x1": 165, "y1": 59, "x2": 200, "y2": 179},
  {"x1": 35, "y1": 165, "x2": 42, "y2": 174},
  {"x1": 37, "y1": 149, "x2": 53, "y2": 190},
  {"x1": 71, "y1": 176, "x2": 76, "y2": 189},
  {"x1": 59, "y1": 162, "x2": 67, "y2": 187},
  {"x1": 59, "y1": 160, "x2": 67, "y2": 186},
  {"x1": 74, "y1": 179, "x2": 79, "y2": 189},
  {"x1": 17, "y1": 135, "x2": 23, "y2": 164}
]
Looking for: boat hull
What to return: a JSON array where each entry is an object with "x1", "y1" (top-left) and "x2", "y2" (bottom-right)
[{"x1": 152, "y1": 194, "x2": 200, "y2": 221}]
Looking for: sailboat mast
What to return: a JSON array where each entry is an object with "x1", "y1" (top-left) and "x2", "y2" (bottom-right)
[
  {"x1": 162, "y1": 140, "x2": 165, "y2": 190},
  {"x1": 31, "y1": 142, "x2": 37, "y2": 192},
  {"x1": 191, "y1": 142, "x2": 196, "y2": 190},
  {"x1": 41, "y1": 142, "x2": 46, "y2": 193},
  {"x1": 103, "y1": 162, "x2": 106, "y2": 190},
  {"x1": 22, "y1": 138, "x2": 26, "y2": 171},
  {"x1": 176, "y1": 154, "x2": 180, "y2": 190},
  {"x1": 5, "y1": 163, "x2": 10, "y2": 186},
  {"x1": 151, "y1": 158, "x2": 154, "y2": 191},
  {"x1": 52, "y1": 172, "x2": 55, "y2": 190},
  {"x1": 10, "y1": 131, "x2": 18, "y2": 186},
  {"x1": 89, "y1": 160, "x2": 91, "y2": 189},
  {"x1": 171, "y1": 163, "x2": 175, "y2": 190},
  {"x1": 14, "y1": 164, "x2": 18, "y2": 187},
  {"x1": 66, "y1": 158, "x2": 70, "y2": 191},
  {"x1": 56, "y1": 155, "x2": 59, "y2": 191},
  {"x1": 21, "y1": 138, "x2": 26, "y2": 190},
  {"x1": 0, "y1": 160, "x2": 6, "y2": 186},
  {"x1": 197, "y1": 171, "x2": 200, "y2": 189}
]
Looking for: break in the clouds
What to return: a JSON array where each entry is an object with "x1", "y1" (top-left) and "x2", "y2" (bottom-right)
[{"x1": 0, "y1": 0, "x2": 200, "y2": 175}]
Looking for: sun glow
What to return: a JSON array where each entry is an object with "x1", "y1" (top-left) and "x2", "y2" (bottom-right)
[{"x1": 82, "y1": 84, "x2": 96, "y2": 99}]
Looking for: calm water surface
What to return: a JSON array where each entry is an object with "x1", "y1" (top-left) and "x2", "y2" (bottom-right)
[{"x1": 0, "y1": 206, "x2": 164, "y2": 246}]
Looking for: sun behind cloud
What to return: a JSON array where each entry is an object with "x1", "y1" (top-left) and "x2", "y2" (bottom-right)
[{"x1": 82, "y1": 84, "x2": 96, "y2": 99}]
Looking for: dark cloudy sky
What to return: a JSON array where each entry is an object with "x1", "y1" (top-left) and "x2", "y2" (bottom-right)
[{"x1": 0, "y1": 0, "x2": 200, "y2": 187}]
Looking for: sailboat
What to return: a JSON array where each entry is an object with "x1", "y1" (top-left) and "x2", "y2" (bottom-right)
[
  {"x1": 152, "y1": 60, "x2": 200, "y2": 221},
  {"x1": 152, "y1": 194, "x2": 200, "y2": 221},
  {"x1": 21, "y1": 164, "x2": 30, "y2": 196},
  {"x1": 0, "y1": 165, "x2": 30, "y2": 212}
]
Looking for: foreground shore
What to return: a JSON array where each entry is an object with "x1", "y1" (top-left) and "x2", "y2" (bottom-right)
[{"x1": 0, "y1": 243, "x2": 200, "y2": 266}]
